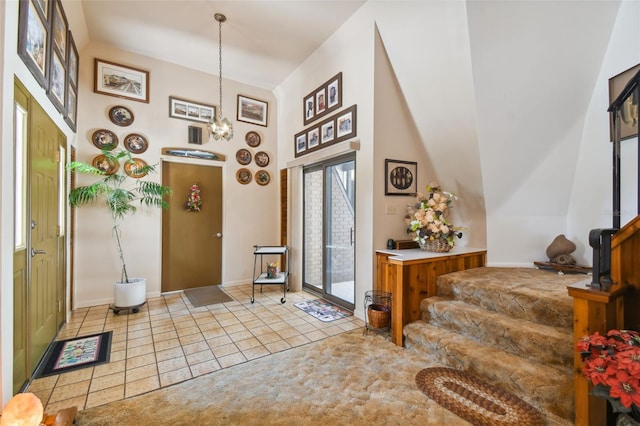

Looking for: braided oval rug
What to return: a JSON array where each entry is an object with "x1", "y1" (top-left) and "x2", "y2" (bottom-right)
[{"x1": 415, "y1": 367, "x2": 545, "y2": 425}]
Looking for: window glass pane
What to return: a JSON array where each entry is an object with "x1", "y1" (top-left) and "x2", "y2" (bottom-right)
[{"x1": 14, "y1": 103, "x2": 27, "y2": 249}]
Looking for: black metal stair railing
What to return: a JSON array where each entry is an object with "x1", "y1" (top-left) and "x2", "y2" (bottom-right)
[{"x1": 588, "y1": 228, "x2": 618, "y2": 291}]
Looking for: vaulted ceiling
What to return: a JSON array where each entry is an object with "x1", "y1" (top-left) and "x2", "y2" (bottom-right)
[{"x1": 71, "y1": 0, "x2": 366, "y2": 89}]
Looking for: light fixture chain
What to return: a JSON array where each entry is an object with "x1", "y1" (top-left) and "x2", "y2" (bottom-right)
[{"x1": 218, "y1": 17, "x2": 223, "y2": 117}]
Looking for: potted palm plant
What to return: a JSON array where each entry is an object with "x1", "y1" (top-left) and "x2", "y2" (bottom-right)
[{"x1": 68, "y1": 149, "x2": 172, "y2": 313}]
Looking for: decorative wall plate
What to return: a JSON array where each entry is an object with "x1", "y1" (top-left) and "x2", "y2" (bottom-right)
[
  {"x1": 92, "y1": 154, "x2": 119, "y2": 175},
  {"x1": 124, "y1": 133, "x2": 148, "y2": 154},
  {"x1": 245, "y1": 131, "x2": 261, "y2": 147},
  {"x1": 236, "y1": 168, "x2": 252, "y2": 185},
  {"x1": 254, "y1": 151, "x2": 269, "y2": 167},
  {"x1": 236, "y1": 148, "x2": 252, "y2": 165},
  {"x1": 255, "y1": 170, "x2": 270, "y2": 186},
  {"x1": 91, "y1": 129, "x2": 118, "y2": 150},
  {"x1": 109, "y1": 105, "x2": 134, "y2": 126},
  {"x1": 124, "y1": 158, "x2": 148, "y2": 178}
]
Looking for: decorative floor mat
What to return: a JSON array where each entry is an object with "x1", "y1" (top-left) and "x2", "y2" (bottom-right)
[
  {"x1": 415, "y1": 367, "x2": 545, "y2": 425},
  {"x1": 35, "y1": 331, "x2": 112, "y2": 378},
  {"x1": 294, "y1": 299, "x2": 352, "y2": 322}
]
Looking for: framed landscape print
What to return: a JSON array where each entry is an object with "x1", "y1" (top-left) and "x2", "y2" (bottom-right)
[
  {"x1": 67, "y1": 31, "x2": 78, "y2": 89},
  {"x1": 64, "y1": 84, "x2": 77, "y2": 131},
  {"x1": 169, "y1": 96, "x2": 215, "y2": 123},
  {"x1": 47, "y1": 48, "x2": 66, "y2": 114},
  {"x1": 51, "y1": 0, "x2": 68, "y2": 57},
  {"x1": 17, "y1": 0, "x2": 50, "y2": 89},
  {"x1": 237, "y1": 95, "x2": 268, "y2": 127},
  {"x1": 385, "y1": 159, "x2": 417, "y2": 196},
  {"x1": 303, "y1": 72, "x2": 342, "y2": 126},
  {"x1": 95, "y1": 58, "x2": 149, "y2": 103}
]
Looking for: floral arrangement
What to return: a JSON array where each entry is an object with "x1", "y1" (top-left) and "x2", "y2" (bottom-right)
[
  {"x1": 405, "y1": 182, "x2": 463, "y2": 248},
  {"x1": 578, "y1": 329, "x2": 640, "y2": 420},
  {"x1": 186, "y1": 184, "x2": 202, "y2": 212}
]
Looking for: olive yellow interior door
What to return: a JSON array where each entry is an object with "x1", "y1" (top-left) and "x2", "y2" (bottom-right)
[
  {"x1": 14, "y1": 79, "x2": 65, "y2": 392},
  {"x1": 162, "y1": 161, "x2": 223, "y2": 292}
]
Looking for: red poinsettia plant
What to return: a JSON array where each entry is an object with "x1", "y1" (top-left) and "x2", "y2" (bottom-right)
[{"x1": 578, "y1": 329, "x2": 640, "y2": 420}]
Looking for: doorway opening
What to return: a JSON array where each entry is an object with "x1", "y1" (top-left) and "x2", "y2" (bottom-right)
[{"x1": 302, "y1": 153, "x2": 355, "y2": 310}]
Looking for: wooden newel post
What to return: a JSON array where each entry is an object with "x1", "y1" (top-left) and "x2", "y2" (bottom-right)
[{"x1": 567, "y1": 283, "x2": 626, "y2": 425}]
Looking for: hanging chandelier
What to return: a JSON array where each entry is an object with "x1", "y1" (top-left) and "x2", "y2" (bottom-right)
[{"x1": 208, "y1": 13, "x2": 233, "y2": 141}]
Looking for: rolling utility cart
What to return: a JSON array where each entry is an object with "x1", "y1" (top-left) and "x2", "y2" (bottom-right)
[{"x1": 252, "y1": 245, "x2": 289, "y2": 304}]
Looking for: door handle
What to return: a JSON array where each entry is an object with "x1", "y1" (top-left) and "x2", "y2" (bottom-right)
[
  {"x1": 31, "y1": 248, "x2": 46, "y2": 257},
  {"x1": 215, "y1": 233, "x2": 223, "y2": 238}
]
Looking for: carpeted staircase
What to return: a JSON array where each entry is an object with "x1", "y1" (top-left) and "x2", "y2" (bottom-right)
[{"x1": 404, "y1": 267, "x2": 591, "y2": 422}]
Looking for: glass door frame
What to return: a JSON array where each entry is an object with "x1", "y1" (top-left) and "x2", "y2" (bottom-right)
[{"x1": 302, "y1": 153, "x2": 356, "y2": 311}]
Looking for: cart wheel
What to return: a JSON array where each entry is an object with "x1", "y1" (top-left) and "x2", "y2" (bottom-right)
[
  {"x1": 113, "y1": 309, "x2": 120, "y2": 315},
  {"x1": 132, "y1": 308, "x2": 140, "y2": 313},
  {"x1": 251, "y1": 297, "x2": 255, "y2": 304},
  {"x1": 280, "y1": 298, "x2": 286, "y2": 304}
]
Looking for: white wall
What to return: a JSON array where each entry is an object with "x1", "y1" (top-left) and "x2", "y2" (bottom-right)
[
  {"x1": 74, "y1": 41, "x2": 280, "y2": 307},
  {"x1": 568, "y1": 0, "x2": 640, "y2": 265},
  {"x1": 467, "y1": 0, "x2": 621, "y2": 266},
  {"x1": 371, "y1": 1, "x2": 486, "y2": 251},
  {"x1": 276, "y1": 5, "x2": 376, "y2": 317}
]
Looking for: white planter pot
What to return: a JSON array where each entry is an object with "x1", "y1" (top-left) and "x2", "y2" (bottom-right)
[{"x1": 114, "y1": 278, "x2": 146, "y2": 308}]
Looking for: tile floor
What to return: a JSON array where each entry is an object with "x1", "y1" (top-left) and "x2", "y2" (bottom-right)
[{"x1": 27, "y1": 284, "x2": 364, "y2": 415}]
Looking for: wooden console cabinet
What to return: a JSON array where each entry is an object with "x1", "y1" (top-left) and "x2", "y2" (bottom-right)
[{"x1": 376, "y1": 247, "x2": 486, "y2": 346}]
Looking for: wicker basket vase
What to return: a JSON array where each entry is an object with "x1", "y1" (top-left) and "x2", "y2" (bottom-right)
[{"x1": 418, "y1": 238, "x2": 452, "y2": 253}]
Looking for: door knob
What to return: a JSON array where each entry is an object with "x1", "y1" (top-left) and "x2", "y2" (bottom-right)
[
  {"x1": 216, "y1": 233, "x2": 223, "y2": 238},
  {"x1": 31, "y1": 248, "x2": 46, "y2": 257}
]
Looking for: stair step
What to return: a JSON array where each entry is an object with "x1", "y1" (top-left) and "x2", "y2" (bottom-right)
[
  {"x1": 404, "y1": 321, "x2": 573, "y2": 421},
  {"x1": 421, "y1": 297, "x2": 574, "y2": 373},
  {"x1": 435, "y1": 267, "x2": 588, "y2": 328}
]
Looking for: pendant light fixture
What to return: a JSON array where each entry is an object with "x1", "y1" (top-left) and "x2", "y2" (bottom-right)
[{"x1": 208, "y1": 13, "x2": 233, "y2": 141}]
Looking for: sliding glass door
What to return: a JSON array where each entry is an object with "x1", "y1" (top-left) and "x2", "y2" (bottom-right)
[{"x1": 303, "y1": 154, "x2": 355, "y2": 309}]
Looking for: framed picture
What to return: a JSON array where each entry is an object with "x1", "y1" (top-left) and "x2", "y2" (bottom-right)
[
  {"x1": 92, "y1": 154, "x2": 119, "y2": 175},
  {"x1": 169, "y1": 96, "x2": 215, "y2": 123},
  {"x1": 609, "y1": 63, "x2": 640, "y2": 142},
  {"x1": 64, "y1": 84, "x2": 77, "y2": 131},
  {"x1": 94, "y1": 58, "x2": 149, "y2": 103},
  {"x1": 47, "y1": 48, "x2": 66, "y2": 114},
  {"x1": 245, "y1": 131, "x2": 261, "y2": 147},
  {"x1": 237, "y1": 95, "x2": 268, "y2": 127},
  {"x1": 123, "y1": 133, "x2": 148, "y2": 154},
  {"x1": 67, "y1": 31, "x2": 78, "y2": 89},
  {"x1": 321, "y1": 120, "x2": 335, "y2": 144},
  {"x1": 124, "y1": 158, "x2": 148, "y2": 179},
  {"x1": 385, "y1": 159, "x2": 417, "y2": 196},
  {"x1": 91, "y1": 129, "x2": 118, "y2": 151},
  {"x1": 304, "y1": 95, "x2": 314, "y2": 123},
  {"x1": 236, "y1": 148, "x2": 252, "y2": 166},
  {"x1": 303, "y1": 72, "x2": 342, "y2": 126},
  {"x1": 255, "y1": 170, "x2": 270, "y2": 186},
  {"x1": 336, "y1": 108, "x2": 354, "y2": 138},
  {"x1": 254, "y1": 151, "x2": 269, "y2": 167},
  {"x1": 307, "y1": 127, "x2": 320, "y2": 149},
  {"x1": 109, "y1": 105, "x2": 134, "y2": 126},
  {"x1": 236, "y1": 168, "x2": 252, "y2": 185},
  {"x1": 17, "y1": 0, "x2": 50, "y2": 89},
  {"x1": 295, "y1": 133, "x2": 307, "y2": 156},
  {"x1": 315, "y1": 88, "x2": 326, "y2": 115},
  {"x1": 51, "y1": 0, "x2": 68, "y2": 57},
  {"x1": 294, "y1": 104, "x2": 357, "y2": 158}
]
